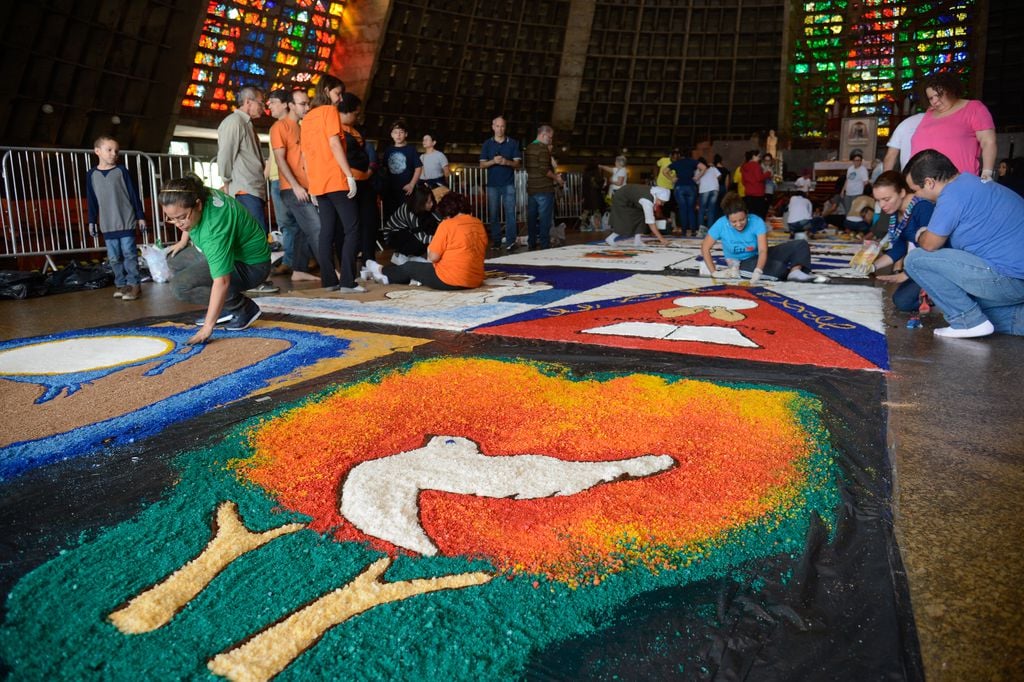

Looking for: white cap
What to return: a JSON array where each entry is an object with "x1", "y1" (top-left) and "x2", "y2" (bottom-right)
[{"x1": 651, "y1": 186, "x2": 670, "y2": 202}]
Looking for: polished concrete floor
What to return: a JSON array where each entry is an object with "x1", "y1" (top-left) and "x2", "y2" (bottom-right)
[{"x1": 1, "y1": 255, "x2": 1021, "y2": 681}]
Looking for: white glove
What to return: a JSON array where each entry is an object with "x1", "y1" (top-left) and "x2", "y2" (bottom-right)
[
  {"x1": 749, "y1": 267, "x2": 763, "y2": 286},
  {"x1": 346, "y1": 176, "x2": 357, "y2": 199}
]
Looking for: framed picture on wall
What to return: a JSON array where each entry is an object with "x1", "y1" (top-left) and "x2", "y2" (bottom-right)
[{"x1": 839, "y1": 117, "x2": 878, "y2": 164}]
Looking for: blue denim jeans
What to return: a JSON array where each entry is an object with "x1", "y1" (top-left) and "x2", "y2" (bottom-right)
[
  {"x1": 698, "y1": 190, "x2": 719, "y2": 227},
  {"x1": 673, "y1": 185, "x2": 697, "y2": 231},
  {"x1": 234, "y1": 193, "x2": 268, "y2": 234},
  {"x1": 105, "y1": 235, "x2": 140, "y2": 286},
  {"x1": 280, "y1": 188, "x2": 322, "y2": 274},
  {"x1": 270, "y1": 180, "x2": 300, "y2": 267},
  {"x1": 527, "y1": 192, "x2": 555, "y2": 249},
  {"x1": 904, "y1": 248, "x2": 1024, "y2": 334},
  {"x1": 487, "y1": 183, "x2": 517, "y2": 246}
]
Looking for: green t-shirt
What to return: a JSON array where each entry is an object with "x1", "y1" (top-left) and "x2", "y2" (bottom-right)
[{"x1": 189, "y1": 189, "x2": 270, "y2": 278}]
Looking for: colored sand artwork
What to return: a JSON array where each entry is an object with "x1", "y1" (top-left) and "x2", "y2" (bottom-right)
[
  {"x1": 0, "y1": 322, "x2": 428, "y2": 479},
  {"x1": 474, "y1": 284, "x2": 888, "y2": 371},
  {"x1": 485, "y1": 241, "x2": 868, "y2": 278},
  {"x1": 0, "y1": 357, "x2": 845, "y2": 680},
  {"x1": 255, "y1": 266, "x2": 631, "y2": 331},
  {"x1": 486, "y1": 243, "x2": 693, "y2": 271}
]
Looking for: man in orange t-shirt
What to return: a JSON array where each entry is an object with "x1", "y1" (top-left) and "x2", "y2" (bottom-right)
[{"x1": 269, "y1": 89, "x2": 320, "y2": 281}]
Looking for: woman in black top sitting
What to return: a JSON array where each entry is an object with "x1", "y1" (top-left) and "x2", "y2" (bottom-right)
[{"x1": 379, "y1": 182, "x2": 444, "y2": 260}]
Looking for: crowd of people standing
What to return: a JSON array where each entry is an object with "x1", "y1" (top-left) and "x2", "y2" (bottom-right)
[{"x1": 134, "y1": 68, "x2": 1021, "y2": 343}]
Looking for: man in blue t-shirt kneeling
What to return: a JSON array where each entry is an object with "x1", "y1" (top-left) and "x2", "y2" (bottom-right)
[{"x1": 904, "y1": 148, "x2": 1024, "y2": 338}]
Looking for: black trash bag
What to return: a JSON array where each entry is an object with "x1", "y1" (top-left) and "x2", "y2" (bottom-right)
[
  {"x1": 0, "y1": 270, "x2": 49, "y2": 299},
  {"x1": 44, "y1": 261, "x2": 114, "y2": 293}
]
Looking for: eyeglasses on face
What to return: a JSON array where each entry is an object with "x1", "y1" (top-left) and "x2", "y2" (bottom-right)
[{"x1": 163, "y1": 206, "x2": 193, "y2": 226}]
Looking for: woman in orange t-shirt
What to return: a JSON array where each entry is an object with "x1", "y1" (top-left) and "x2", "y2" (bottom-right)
[
  {"x1": 299, "y1": 75, "x2": 362, "y2": 292},
  {"x1": 363, "y1": 192, "x2": 488, "y2": 290}
]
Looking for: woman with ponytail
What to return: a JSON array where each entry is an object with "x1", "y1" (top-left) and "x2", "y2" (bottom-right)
[
  {"x1": 160, "y1": 174, "x2": 271, "y2": 344},
  {"x1": 300, "y1": 75, "x2": 364, "y2": 292}
]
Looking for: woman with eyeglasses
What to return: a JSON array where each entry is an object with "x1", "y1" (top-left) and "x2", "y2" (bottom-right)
[{"x1": 161, "y1": 174, "x2": 271, "y2": 344}]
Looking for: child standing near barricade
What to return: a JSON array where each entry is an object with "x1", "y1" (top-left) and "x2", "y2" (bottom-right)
[{"x1": 87, "y1": 135, "x2": 147, "y2": 300}]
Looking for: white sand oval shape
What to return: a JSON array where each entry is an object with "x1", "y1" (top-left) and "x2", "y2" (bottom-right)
[
  {"x1": 671, "y1": 296, "x2": 758, "y2": 310},
  {"x1": 0, "y1": 335, "x2": 174, "y2": 375}
]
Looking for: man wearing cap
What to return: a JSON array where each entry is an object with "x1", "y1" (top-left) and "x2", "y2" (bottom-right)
[{"x1": 605, "y1": 184, "x2": 671, "y2": 246}]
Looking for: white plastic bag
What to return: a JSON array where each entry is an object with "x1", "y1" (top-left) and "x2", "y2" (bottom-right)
[{"x1": 141, "y1": 244, "x2": 173, "y2": 282}]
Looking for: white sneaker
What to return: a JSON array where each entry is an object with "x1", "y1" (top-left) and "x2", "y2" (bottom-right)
[
  {"x1": 934, "y1": 320, "x2": 994, "y2": 338},
  {"x1": 335, "y1": 285, "x2": 367, "y2": 294},
  {"x1": 364, "y1": 260, "x2": 389, "y2": 285}
]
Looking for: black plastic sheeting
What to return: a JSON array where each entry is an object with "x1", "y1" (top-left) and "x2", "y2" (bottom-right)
[{"x1": 0, "y1": 311, "x2": 922, "y2": 681}]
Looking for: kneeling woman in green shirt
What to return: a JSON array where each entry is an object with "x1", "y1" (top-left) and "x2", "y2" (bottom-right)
[{"x1": 161, "y1": 174, "x2": 272, "y2": 345}]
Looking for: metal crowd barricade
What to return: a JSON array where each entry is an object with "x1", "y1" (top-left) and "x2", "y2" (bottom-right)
[
  {"x1": 0, "y1": 147, "x2": 584, "y2": 269},
  {"x1": 0, "y1": 146, "x2": 207, "y2": 269},
  {"x1": 446, "y1": 166, "x2": 582, "y2": 227}
]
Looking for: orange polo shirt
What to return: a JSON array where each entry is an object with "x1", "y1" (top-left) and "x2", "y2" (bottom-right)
[
  {"x1": 269, "y1": 117, "x2": 309, "y2": 192},
  {"x1": 299, "y1": 105, "x2": 350, "y2": 195},
  {"x1": 429, "y1": 213, "x2": 489, "y2": 288}
]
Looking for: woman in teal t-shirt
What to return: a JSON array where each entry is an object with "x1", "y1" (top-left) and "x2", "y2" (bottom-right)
[
  {"x1": 700, "y1": 193, "x2": 828, "y2": 284},
  {"x1": 161, "y1": 174, "x2": 272, "y2": 344}
]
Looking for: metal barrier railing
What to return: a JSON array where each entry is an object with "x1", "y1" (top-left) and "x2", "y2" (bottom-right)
[
  {"x1": 1, "y1": 146, "x2": 584, "y2": 267},
  {"x1": 446, "y1": 166, "x2": 583, "y2": 227},
  {"x1": 0, "y1": 147, "x2": 208, "y2": 268}
]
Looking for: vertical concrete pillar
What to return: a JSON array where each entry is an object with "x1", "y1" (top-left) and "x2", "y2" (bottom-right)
[
  {"x1": 550, "y1": 0, "x2": 596, "y2": 135},
  {"x1": 334, "y1": 0, "x2": 393, "y2": 102}
]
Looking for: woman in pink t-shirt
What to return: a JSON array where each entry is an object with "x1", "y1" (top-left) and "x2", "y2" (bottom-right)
[{"x1": 910, "y1": 72, "x2": 997, "y2": 178}]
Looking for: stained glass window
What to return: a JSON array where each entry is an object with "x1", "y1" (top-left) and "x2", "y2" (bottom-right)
[
  {"x1": 181, "y1": 0, "x2": 346, "y2": 113},
  {"x1": 788, "y1": 1, "x2": 976, "y2": 139}
]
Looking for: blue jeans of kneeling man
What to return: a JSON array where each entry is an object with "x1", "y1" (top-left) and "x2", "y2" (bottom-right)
[{"x1": 904, "y1": 248, "x2": 1024, "y2": 334}]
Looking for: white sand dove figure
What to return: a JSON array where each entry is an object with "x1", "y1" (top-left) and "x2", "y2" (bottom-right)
[{"x1": 341, "y1": 435, "x2": 676, "y2": 556}]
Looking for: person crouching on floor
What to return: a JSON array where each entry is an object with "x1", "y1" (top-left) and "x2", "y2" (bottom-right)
[
  {"x1": 701, "y1": 192, "x2": 828, "y2": 284},
  {"x1": 161, "y1": 174, "x2": 272, "y2": 344},
  {"x1": 363, "y1": 191, "x2": 488, "y2": 290},
  {"x1": 604, "y1": 185, "x2": 671, "y2": 246}
]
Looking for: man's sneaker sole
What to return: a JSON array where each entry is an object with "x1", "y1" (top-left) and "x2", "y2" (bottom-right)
[
  {"x1": 196, "y1": 313, "x2": 235, "y2": 326},
  {"x1": 224, "y1": 308, "x2": 261, "y2": 330},
  {"x1": 246, "y1": 283, "x2": 280, "y2": 294}
]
